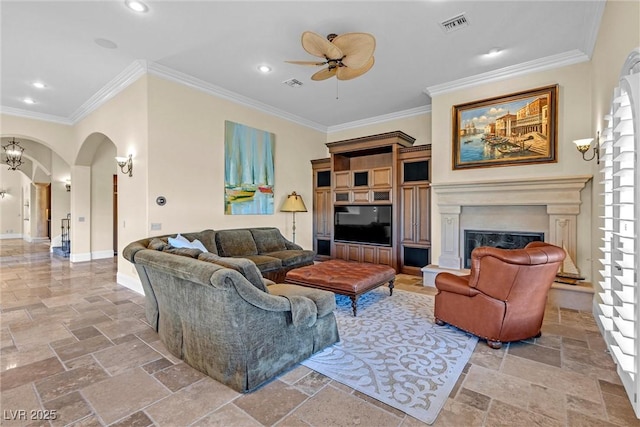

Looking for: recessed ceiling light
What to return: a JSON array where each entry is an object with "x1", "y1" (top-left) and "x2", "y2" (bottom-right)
[
  {"x1": 32, "y1": 82, "x2": 46, "y2": 89},
  {"x1": 23, "y1": 98, "x2": 35, "y2": 104},
  {"x1": 486, "y1": 47, "x2": 502, "y2": 57},
  {"x1": 258, "y1": 65, "x2": 272, "y2": 73},
  {"x1": 125, "y1": 0, "x2": 148, "y2": 13},
  {"x1": 95, "y1": 38, "x2": 118, "y2": 49}
]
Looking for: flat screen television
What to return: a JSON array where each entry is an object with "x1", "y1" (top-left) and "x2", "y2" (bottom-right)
[{"x1": 334, "y1": 205, "x2": 392, "y2": 246}]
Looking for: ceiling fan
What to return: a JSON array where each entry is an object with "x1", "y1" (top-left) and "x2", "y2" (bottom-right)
[{"x1": 286, "y1": 31, "x2": 376, "y2": 81}]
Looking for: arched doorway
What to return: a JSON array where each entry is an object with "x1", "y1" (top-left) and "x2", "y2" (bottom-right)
[
  {"x1": 74, "y1": 133, "x2": 118, "y2": 260},
  {"x1": 0, "y1": 136, "x2": 70, "y2": 246}
]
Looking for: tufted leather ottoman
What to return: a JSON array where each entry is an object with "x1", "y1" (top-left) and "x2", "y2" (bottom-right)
[{"x1": 285, "y1": 259, "x2": 395, "y2": 316}]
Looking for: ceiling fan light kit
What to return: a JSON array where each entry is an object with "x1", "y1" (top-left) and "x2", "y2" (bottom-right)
[{"x1": 286, "y1": 31, "x2": 376, "y2": 81}]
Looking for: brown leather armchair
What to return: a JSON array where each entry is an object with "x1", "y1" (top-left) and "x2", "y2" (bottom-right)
[{"x1": 434, "y1": 242, "x2": 565, "y2": 349}]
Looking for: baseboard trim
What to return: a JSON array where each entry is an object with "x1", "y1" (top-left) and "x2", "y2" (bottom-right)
[
  {"x1": 117, "y1": 272, "x2": 144, "y2": 295},
  {"x1": 70, "y1": 252, "x2": 92, "y2": 263},
  {"x1": 0, "y1": 234, "x2": 23, "y2": 239},
  {"x1": 92, "y1": 250, "x2": 115, "y2": 260}
]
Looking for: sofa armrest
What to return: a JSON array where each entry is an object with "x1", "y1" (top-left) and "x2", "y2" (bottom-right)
[
  {"x1": 435, "y1": 273, "x2": 480, "y2": 297},
  {"x1": 214, "y1": 269, "x2": 318, "y2": 326},
  {"x1": 284, "y1": 240, "x2": 303, "y2": 250}
]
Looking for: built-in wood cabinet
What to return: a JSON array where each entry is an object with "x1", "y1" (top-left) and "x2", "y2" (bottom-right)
[
  {"x1": 311, "y1": 132, "x2": 430, "y2": 274},
  {"x1": 311, "y1": 159, "x2": 332, "y2": 261},
  {"x1": 398, "y1": 145, "x2": 431, "y2": 275},
  {"x1": 334, "y1": 242, "x2": 393, "y2": 266}
]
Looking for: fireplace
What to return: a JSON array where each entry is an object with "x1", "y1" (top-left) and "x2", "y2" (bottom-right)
[
  {"x1": 463, "y1": 230, "x2": 544, "y2": 268},
  {"x1": 426, "y1": 175, "x2": 591, "y2": 282}
]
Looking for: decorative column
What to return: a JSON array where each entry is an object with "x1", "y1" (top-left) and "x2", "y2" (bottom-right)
[{"x1": 438, "y1": 205, "x2": 462, "y2": 269}]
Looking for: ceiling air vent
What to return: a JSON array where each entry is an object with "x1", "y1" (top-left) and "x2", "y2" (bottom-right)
[
  {"x1": 440, "y1": 13, "x2": 469, "y2": 33},
  {"x1": 282, "y1": 78, "x2": 303, "y2": 88}
]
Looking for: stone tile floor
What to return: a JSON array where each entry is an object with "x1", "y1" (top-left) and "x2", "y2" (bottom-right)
[{"x1": 1, "y1": 239, "x2": 639, "y2": 426}]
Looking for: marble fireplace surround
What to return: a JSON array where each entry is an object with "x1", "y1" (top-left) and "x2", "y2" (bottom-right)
[{"x1": 426, "y1": 175, "x2": 592, "y2": 281}]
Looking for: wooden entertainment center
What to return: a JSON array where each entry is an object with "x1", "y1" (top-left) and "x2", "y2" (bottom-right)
[{"x1": 311, "y1": 131, "x2": 431, "y2": 275}]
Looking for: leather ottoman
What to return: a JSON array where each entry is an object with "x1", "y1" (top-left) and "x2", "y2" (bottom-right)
[{"x1": 285, "y1": 259, "x2": 395, "y2": 316}]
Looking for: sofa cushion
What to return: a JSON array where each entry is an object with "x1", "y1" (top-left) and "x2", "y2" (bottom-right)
[
  {"x1": 263, "y1": 249, "x2": 315, "y2": 267},
  {"x1": 242, "y1": 255, "x2": 282, "y2": 272},
  {"x1": 268, "y1": 283, "x2": 336, "y2": 318},
  {"x1": 250, "y1": 228, "x2": 287, "y2": 253},
  {"x1": 198, "y1": 253, "x2": 267, "y2": 292},
  {"x1": 184, "y1": 229, "x2": 218, "y2": 254},
  {"x1": 162, "y1": 247, "x2": 202, "y2": 258},
  {"x1": 215, "y1": 230, "x2": 258, "y2": 257},
  {"x1": 147, "y1": 238, "x2": 168, "y2": 251}
]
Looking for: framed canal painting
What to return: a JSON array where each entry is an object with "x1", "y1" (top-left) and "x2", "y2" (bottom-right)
[
  {"x1": 452, "y1": 84, "x2": 558, "y2": 170},
  {"x1": 224, "y1": 121, "x2": 275, "y2": 215}
]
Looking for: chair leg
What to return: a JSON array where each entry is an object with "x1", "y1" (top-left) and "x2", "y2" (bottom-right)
[
  {"x1": 435, "y1": 318, "x2": 445, "y2": 326},
  {"x1": 487, "y1": 340, "x2": 502, "y2": 349}
]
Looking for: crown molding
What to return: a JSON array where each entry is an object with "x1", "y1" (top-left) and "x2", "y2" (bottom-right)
[
  {"x1": 582, "y1": 0, "x2": 606, "y2": 58},
  {"x1": 424, "y1": 49, "x2": 590, "y2": 97},
  {"x1": 0, "y1": 106, "x2": 72, "y2": 125},
  {"x1": 327, "y1": 105, "x2": 432, "y2": 134},
  {"x1": 68, "y1": 60, "x2": 148, "y2": 123},
  {"x1": 146, "y1": 62, "x2": 327, "y2": 132}
]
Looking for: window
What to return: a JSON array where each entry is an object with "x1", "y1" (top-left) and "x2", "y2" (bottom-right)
[{"x1": 597, "y1": 49, "x2": 639, "y2": 416}]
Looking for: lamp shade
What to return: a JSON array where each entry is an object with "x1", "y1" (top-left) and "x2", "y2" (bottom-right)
[{"x1": 280, "y1": 191, "x2": 307, "y2": 212}]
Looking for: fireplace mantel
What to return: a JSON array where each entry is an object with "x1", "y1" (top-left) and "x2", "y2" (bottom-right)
[{"x1": 431, "y1": 175, "x2": 592, "y2": 270}]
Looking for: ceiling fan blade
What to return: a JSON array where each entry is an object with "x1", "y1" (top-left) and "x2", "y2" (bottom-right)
[
  {"x1": 311, "y1": 67, "x2": 337, "y2": 81},
  {"x1": 337, "y1": 57, "x2": 375, "y2": 81},
  {"x1": 302, "y1": 31, "x2": 343, "y2": 59},
  {"x1": 332, "y1": 32, "x2": 376, "y2": 69},
  {"x1": 285, "y1": 60, "x2": 326, "y2": 66}
]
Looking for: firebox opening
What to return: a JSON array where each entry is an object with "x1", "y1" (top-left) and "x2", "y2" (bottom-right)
[{"x1": 463, "y1": 230, "x2": 545, "y2": 268}]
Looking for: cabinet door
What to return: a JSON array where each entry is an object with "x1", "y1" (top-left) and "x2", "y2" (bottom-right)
[
  {"x1": 415, "y1": 185, "x2": 431, "y2": 245},
  {"x1": 362, "y1": 245, "x2": 376, "y2": 263},
  {"x1": 377, "y1": 247, "x2": 393, "y2": 266},
  {"x1": 347, "y1": 244, "x2": 361, "y2": 262},
  {"x1": 371, "y1": 167, "x2": 392, "y2": 188},
  {"x1": 334, "y1": 243, "x2": 348, "y2": 260},
  {"x1": 335, "y1": 171, "x2": 350, "y2": 189},
  {"x1": 314, "y1": 189, "x2": 331, "y2": 237},
  {"x1": 352, "y1": 189, "x2": 370, "y2": 203},
  {"x1": 400, "y1": 186, "x2": 417, "y2": 243}
]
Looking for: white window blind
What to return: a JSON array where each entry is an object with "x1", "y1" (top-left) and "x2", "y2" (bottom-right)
[{"x1": 597, "y1": 49, "x2": 639, "y2": 416}]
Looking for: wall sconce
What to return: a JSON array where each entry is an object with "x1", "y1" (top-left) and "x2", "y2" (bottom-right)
[
  {"x1": 280, "y1": 191, "x2": 307, "y2": 244},
  {"x1": 115, "y1": 154, "x2": 133, "y2": 177},
  {"x1": 573, "y1": 131, "x2": 600, "y2": 164},
  {"x1": 65, "y1": 180, "x2": 71, "y2": 192},
  {"x1": 0, "y1": 190, "x2": 6, "y2": 199}
]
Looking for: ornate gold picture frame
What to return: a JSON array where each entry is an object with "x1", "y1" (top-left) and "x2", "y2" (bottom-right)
[{"x1": 452, "y1": 85, "x2": 558, "y2": 170}]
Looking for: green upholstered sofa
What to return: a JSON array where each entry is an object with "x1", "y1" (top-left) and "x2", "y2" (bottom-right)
[{"x1": 123, "y1": 230, "x2": 339, "y2": 392}]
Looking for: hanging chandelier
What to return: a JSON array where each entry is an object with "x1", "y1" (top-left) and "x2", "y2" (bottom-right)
[{"x1": 3, "y1": 138, "x2": 25, "y2": 170}]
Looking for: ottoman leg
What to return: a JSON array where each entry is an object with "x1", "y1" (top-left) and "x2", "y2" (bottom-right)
[
  {"x1": 350, "y1": 296, "x2": 358, "y2": 317},
  {"x1": 388, "y1": 279, "x2": 394, "y2": 296}
]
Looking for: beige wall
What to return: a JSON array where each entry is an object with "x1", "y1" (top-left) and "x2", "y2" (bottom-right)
[
  {"x1": 0, "y1": 168, "x2": 23, "y2": 237},
  {"x1": 327, "y1": 113, "x2": 431, "y2": 147},
  {"x1": 146, "y1": 76, "x2": 327, "y2": 247},
  {"x1": 73, "y1": 77, "x2": 149, "y2": 270}
]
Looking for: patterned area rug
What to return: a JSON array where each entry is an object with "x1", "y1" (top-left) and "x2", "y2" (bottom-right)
[{"x1": 302, "y1": 287, "x2": 478, "y2": 424}]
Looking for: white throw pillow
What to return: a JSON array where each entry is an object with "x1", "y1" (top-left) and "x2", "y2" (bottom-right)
[
  {"x1": 190, "y1": 239, "x2": 208, "y2": 252},
  {"x1": 168, "y1": 234, "x2": 208, "y2": 252}
]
